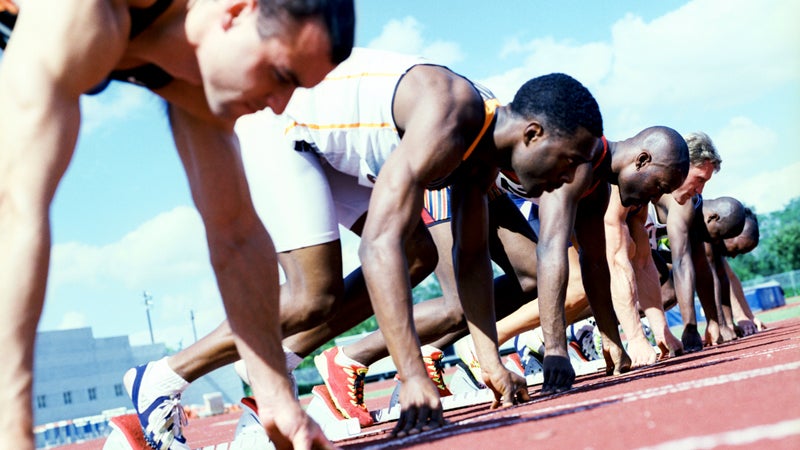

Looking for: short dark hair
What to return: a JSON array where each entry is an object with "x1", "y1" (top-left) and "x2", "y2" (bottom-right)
[
  {"x1": 257, "y1": 0, "x2": 355, "y2": 64},
  {"x1": 742, "y1": 208, "x2": 760, "y2": 244},
  {"x1": 715, "y1": 196, "x2": 746, "y2": 238},
  {"x1": 509, "y1": 73, "x2": 603, "y2": 138}
]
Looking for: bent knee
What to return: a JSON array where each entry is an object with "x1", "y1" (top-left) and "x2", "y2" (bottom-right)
[
  {"x1": 516, "y1": 273, "x2": 538, "y2": 296},
  {"x1": 289, "y1": 282, "x2": 344, "y2": 327}
]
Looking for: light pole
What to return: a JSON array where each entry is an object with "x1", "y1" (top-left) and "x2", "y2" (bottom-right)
[
  {"x1": 143, "y1": 291, "x2": 155, "y2": 345},
  {"x1": 190, "y1": 309, "x2": 198, "y2": 343}
]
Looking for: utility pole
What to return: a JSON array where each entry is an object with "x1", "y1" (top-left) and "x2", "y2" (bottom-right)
[
  {"x1": 190, "y1": 309, "x2": 198, "y2": 343},
  {"x1": 143, "y1": 291, "x2": 155, "y2": 345}
]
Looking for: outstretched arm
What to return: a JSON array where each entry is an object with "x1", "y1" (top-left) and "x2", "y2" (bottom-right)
[
  {"x1": 603, "y1": 186, "x2": 656, "y2": 367},
  {"x1": 663, "y1": 196, "x2": 707, "y2": 351},
  {"x1": 628, "y1": 206, "x2": 683, "y2": 356},
  {"x1": 702, "y1": 242, "x2": 735, "y2": 342},
  {"x1": 451, "y1": 183, "x2": 529, "y2": 408},
  {"x1": 0, "y1": 1, "x2": 128, "y2": 446},
  {"x1": 359, "y1": 65, "x2": 484, "y2": 437},
  {"x1": 664, "y1": 199, "x2": 697, "y2": 319},
  {"x1": 537, "y1": 163, "x2": 592, "y2": 392},
  {"x1": 169, "y1": 107, "x2": 331, "y2": 449},
  {"x1": 725, "y1": 259, "x2": 765, "y2": 334}
]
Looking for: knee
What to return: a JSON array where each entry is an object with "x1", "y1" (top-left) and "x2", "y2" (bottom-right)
[
  {"x1": 290, "y1": 281, "x2": 344, "y2": 328},
  {"x1": 407, "y1": 230, "x2": 438, "y2": 281},
  {"x1": 516, "y1": 272, "x2": 538, "y2": 296},
  {"x1": 436, "y1": 297, "x2": 467, "y2": 332}
]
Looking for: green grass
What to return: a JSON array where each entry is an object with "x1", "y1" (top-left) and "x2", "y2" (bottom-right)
[
  {"x1": 669, "y1": 296, "x2": 800, "y2": 337},
  {"x1": 755, "y1": 295, "x2": 800, "y2": 323}
]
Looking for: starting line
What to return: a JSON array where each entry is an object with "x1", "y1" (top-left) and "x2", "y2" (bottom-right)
[{"x1": 301, "y1": 356, "x2": 607, "y2": 442}]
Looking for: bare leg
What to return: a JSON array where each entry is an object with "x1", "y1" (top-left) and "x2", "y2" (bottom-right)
[
  {"x1": 495, "y1": 246, "x2": 589, "y2": 344},
  {"x1": 284, "y1": 219, "x2": 438, "y2": 357},
  {"x1": 331, "y1": 220, "x2": 466, "y2": 364},
  {"x1": 167, "y1": 321, "x2": 239, "y2": 382}
]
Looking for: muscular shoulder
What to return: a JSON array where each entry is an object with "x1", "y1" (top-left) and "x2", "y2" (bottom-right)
[{"x1": 393, "y1": 65, "x2": 485, "y2": 134}]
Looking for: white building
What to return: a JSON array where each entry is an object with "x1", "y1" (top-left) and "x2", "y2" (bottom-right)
[{"x1": 32, "y1": 327, "x2": 244, "y2": 426}]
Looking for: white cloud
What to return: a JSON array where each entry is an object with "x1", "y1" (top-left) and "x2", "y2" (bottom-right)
[
  {"x1": 44, "y1": 207, "x2": 226, "y2": 347},
  {"x1": 712, "y1": 117, "x2": 779, "y2": 175},
  {"x1": 50, "y1": 206, "x2": 209, "y2": 290},
  {"x1": 367, "y1": 16, "x2": 464, "y2": 66},
  {"x1": 57, "y1": 311, "x2": 88, "y2": 330},
  {"x1": 697, "y1": 116, "x2": 799, "y2": 213},
  {"x1": 479, "y1": 38, "x2": 612, "y2": 103},
  {"x1": 705, "y1": 160, "x2": 800, "y2": 214},
  {"x1": 79, "y1": 83, "x2": 162, "y2": 136},
  {"x1": 600, "y1": 0, "x2": 798, "y2": 127},
  {"x1": 478, "y1": 0, "x2": 799, "y2": 130}
]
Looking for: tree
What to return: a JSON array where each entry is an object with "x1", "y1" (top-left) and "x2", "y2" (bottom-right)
[{"x1": 729, "y1": 196, "x2": 800, "y2": 281}]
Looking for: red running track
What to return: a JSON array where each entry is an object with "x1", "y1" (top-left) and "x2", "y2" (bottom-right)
[{"x1": 61, "y1": 315, "x2": 800, "y2": 450}]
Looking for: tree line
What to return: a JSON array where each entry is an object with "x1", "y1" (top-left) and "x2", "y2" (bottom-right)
[{"x1": 728, "y1": 196, "x2": 800, "y2": 282}]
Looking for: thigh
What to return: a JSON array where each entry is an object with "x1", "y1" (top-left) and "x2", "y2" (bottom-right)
[
  {"x1": 491, "y1": 193, "x2": 538, "y2": 280},
  {"x1": 324, "y1": 162, "x2": 373, "y2": 230},
  {"x1": 238, "y1": 119, "x2": 340, "y2": 252}
]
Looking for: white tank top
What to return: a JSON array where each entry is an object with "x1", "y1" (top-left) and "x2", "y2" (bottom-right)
[{"x1": 282, "y1": 48, "x2": 429, "y2": 187}]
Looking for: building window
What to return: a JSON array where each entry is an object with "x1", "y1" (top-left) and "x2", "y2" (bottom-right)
[
  {"x1": 114, "y1": 384, "x2": 124, "y2": 397},
  {"x1": 88, "y1": 387, "x2": 97, "y2": 401},
  {"x1": 63, "y1": 391, "x2": 72, "y2": 405},
  {"x1": 36, "y1": 395, "x2": 46, "y2": 409}
]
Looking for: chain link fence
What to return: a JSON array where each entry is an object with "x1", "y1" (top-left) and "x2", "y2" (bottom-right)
[{"x1": 741, "y1": 269, "x2": 800, "y2": 298}]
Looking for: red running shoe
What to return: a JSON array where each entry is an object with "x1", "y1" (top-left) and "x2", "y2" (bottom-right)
[
  {"x1": 314, "y1": 347, "x2": 373, "y2": 427},
  {"x1": 423, "y1": 351, "x2": 452, "y2": 397}
]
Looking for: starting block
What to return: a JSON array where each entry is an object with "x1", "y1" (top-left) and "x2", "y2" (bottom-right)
[
  {"x1": 238, "y1": 354, "x2": 609, "y2": 445},
  {"x1": 305, "y1": 386, "x2": 363, "y2": 440},
  {"x1": 228, "y1": 397, "x2": 275, "y2": 450},
  {"x1": 305, "y1": 380, "x2": 499, "y2": 442},
  {"x1": 103, "y1": 414, "x2": 150, "y2": 450}
]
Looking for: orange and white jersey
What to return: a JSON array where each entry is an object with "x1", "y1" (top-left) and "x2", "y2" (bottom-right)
[{"x1": 282, "y1": 47, "x2": 428, "y2": 187}]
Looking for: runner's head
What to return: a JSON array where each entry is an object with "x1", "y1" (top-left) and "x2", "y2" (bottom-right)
[
  {"x1": 702, "y1": 196, "x2": 746, "y2": 242},
  {"x1": 671, "y1": 131, "x2": 721, "y2": 205},
  {"x1": 507, "y1": 73, "x2": 603, "y2": 198},
  {"x1": 723, "y1": 208, "x2": 759, "y2": 257},
  {"x1": 192, "y1": 0, "x2": 355, "y2": 119},
  {"x1": 615, "y1": 126, "x2": 689, "y2": 207}
]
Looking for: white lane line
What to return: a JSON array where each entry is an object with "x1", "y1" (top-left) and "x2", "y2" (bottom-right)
[
  {"x1": 635, "y1": 418, "x2": 800, "y2": 450},
  {"x1": 358, "y1": 357, "x2": 800, "y2": 450}
]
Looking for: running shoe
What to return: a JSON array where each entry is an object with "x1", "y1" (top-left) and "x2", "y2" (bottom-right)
[
  {"x1": 449, "y1": 361, "x2": 486, "y2": 393},
  {"x1": 313, "y1": 347, "x2": 373, "y2": 427},
  {"x1": 509, "y1": 342, "x2": 545, "y2": 377},
  {"x1": 422, "y1": 350, "x2": 452, "y2": 397},
  {"x1": 390, "y1": 349, "x2": 453, "y2": 408},
  {"x1": 123, "y1": 364, "x2": 189, "y2": 450},
  {"x1": 505, "y1": 352, "x2": 525, "y2": 376},
  {"x1": 453, "y1": 336, "x2": 484, "y2": 384},
  {"x1": 229, "y1": 397, "x2": 275, "y2": 450}
]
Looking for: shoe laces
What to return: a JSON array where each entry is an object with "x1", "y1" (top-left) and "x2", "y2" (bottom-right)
[
  {"x1": 144, "y1": 395, "x2": 188, "y2": 448},
  {"x1": 345, "y1": 366, "x2": 368, "y2": 407},
  {"x1": 423, "y1": 352, "x2": 447, "y2": 389}
]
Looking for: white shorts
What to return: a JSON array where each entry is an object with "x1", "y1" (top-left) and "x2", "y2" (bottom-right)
[{"x1": 237, "y1": 110, "x2": 372, "y2": 253}]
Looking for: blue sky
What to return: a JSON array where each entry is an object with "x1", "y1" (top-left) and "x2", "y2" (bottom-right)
[{"x1": 5, "y1": 0, "x2": 797, "y2": 349}]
